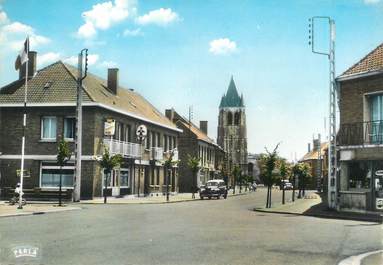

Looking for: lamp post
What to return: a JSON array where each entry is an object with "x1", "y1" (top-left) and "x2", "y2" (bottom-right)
[{"x1": 136, "y1": 125, "x2": 147, "y2": 197}]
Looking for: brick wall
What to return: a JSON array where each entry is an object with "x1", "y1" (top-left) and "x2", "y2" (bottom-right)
[{"x1": 339, "y1": 74, "x2": 383, "y2": 125}]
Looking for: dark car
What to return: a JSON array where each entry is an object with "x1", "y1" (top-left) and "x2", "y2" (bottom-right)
[{"x1": 199, "y1": 179, "x2": 228, "y2": 200}]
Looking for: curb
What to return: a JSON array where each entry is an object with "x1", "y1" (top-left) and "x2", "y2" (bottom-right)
[
  {"x1": 253, "y1": 208, "x2": 383, "y2": 223},
  {"x1": 78, "y1": 192, "x2": 252, "y2": 205},
  {"x1": 0, "y1": 207, "x2": 81, "y2": 219}
]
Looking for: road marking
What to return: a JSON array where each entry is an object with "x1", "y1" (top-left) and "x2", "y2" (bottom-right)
[{"x1": 338, "y1": 250, "x2": 383, "y2": 265}]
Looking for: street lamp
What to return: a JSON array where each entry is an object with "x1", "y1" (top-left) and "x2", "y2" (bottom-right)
[{"x1": 136, "y1": 125, "x2": 147, "y2": 197}]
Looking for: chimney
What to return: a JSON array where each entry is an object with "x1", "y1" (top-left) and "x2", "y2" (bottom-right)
[
  {"x1": 19, "y1": 51, "x2": 37, "y2": 80},
  {"x1": 107, "y1": 68, "x2": 119, "y2": 94},
  {"x1": 200, "y1": 121, "x2": 208, "y2": 135},
  {"x1": 308, "y1": 143, "x2": 311, "y2": 153},
  {"x1": 313, "y1": 139, "x2": 320, "y2": 151},
  {"x1": 165, "y1": 109, "x2": 174, "y2": 122}
]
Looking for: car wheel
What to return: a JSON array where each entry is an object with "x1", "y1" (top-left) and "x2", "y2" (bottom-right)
[
  {"x1": 200, "y1": 196, "x2": 204, "y2": 200},
  {"x1": 208, "y1": 196, "x2": 212, "y2": 200},
  {"x1": 217, "y1": 195, "x2": 220, "y2": 199}
]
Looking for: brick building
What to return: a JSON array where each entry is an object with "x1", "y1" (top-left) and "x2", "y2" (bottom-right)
[
  {"x1": 165, "y1": 109, "x2": 225, "y2": 193},
  {"x1": 337, "y1": 43, "x2": 383, "y2": 212},
  {"x1": 0, "y1": 52, "x2": 181, "y2": 200},
  {"x1": 300, "y1": 139, "x2": 328, "y2": 190}
]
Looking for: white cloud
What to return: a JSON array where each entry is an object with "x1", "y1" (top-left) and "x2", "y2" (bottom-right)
[
  {"x1": 0, "y1": 10, "x2": 8, "y2": 24},
  {"x1": 364, "y1": 0, "x2": 381, "y2": 4},
  {"x1": 37, "y1": 52, "x2": 61, "y2": 67},
  {"x1": 209, "y1": 38, "x2": 237, "y2": 55},
  {"x1": 78, "y1": 21, "x2": 97, "y2": 39},
  {"x1": 0, "y1": 16, "x2": 50, "y2": 51},
  {"x1": 63, "y1": 54, "x2": 99, "y2": 66},
  {"x1": 100, "y1": 60, "x2": 118, "y2": 68},
  {"x1": 77, "y1": 0, "x2": 136, "y2": 39},
  {"x1": 123, "y1": 28, "x2": 142, "y2": 36},
  {"x1": 136, "y1": 8, "x2": 179, "y2": 26}
]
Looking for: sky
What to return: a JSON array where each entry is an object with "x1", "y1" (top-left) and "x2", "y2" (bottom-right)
[{"x1": 0, "y1": 0, "x2": 382, "y2": 160}]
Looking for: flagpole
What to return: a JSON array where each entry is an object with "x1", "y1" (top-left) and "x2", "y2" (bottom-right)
[{"x1": 18, "y1": 37, "x2": 29, "y2": 209}]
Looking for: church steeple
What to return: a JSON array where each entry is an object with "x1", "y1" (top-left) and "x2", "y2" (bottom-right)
[{"x1": 219, "y1": 76, "x2": 244, "y2": 108}]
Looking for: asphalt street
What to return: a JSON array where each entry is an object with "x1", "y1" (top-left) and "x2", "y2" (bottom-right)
[{"x1": 0, "y1": 189, "x2": 382, "y2": 265}]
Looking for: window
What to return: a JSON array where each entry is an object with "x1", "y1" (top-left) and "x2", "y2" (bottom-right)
[
  {"x1": 146, "y1": 131, "x2": 151, "y2": 149},
  {"x1": 41, "y1": 117, "x2": 57, "y2": 140},
  {"x1": 227, "y1": 112, "x2": 233, "y2": 125},
  {"x1": 120, "y1": 169, "x2": 129, "y2": 187},
  {"x1": 156, "y1": 133, "x2": 161, "y2": 147},
  {"x1": 64, "y1": 117, "x2": 75, "y2": 140},
  {"x1": 348, "y1": 161, "x2": 371, "y2": 190},
  {"x1": 164, "y1": 135, "x2": 168, "y2": 151},
  {"x1": 151, "y1": 132, "x2": 156, "y2": 147},
  {"x1": 234, "y1": 112, "x2": 241, "y2": 125},
  {"x1": 40, "y1": 162, "x2": 74, "y2": 188},
  {"x1": 370, "y1": 94, "x2": 383, "y2": 144},
  {"x1": 125, "y1": 125, "x2": 131, "y2": 142}
]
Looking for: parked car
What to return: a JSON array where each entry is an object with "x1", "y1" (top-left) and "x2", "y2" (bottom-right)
[
  {"x1": 282, "y1": 182, "x2": 294, "y2": 190},
  {"x1": 199, "y1": 179, "x2": 228, "y2": 199}
]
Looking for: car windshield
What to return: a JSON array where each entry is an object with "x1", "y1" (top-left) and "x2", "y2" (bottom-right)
[{"x1": 206, "y1": 182, "x2": 218, "y2": 186}]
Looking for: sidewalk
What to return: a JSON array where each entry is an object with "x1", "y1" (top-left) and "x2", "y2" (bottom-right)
[
  {"x1": 0, "y1": 202, "x2": 81, "y2": 218},
  {"x1": 254, "y1": 192, "x2": 383, "y2": 223},
  {"x1": 80, "y1": 190, "x2": 251, "y2": 204}
]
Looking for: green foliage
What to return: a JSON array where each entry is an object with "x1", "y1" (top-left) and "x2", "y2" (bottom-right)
[
  {"x1": 232, "y1": 165, "x2": 241, "y2": 183},
  {"x1": 187, "y1": 155, "x2": 200, "y2": 174},
  {"x1": 259, "y1": 143, "x2": 280, "y2": 187},
  {"x1": 57, "y1": 139, "x2": 71, "y2": 167},
  {"x1": 163, "y1": 150, "x2": 179, "y2": 168},
  {"x1": 292, "y1": 162, "x2": 312, "y2": 187},
  {"x1": 98, "y1": 147, "x2": 123, "y2": 173}
]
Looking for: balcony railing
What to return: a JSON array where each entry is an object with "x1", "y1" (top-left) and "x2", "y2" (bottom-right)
[
  {"x1": 151, "y1": 147, "x2": 164, "y2": 161},
  {"x1": 103, "y1": 138, "x2": 141, "y2": 158},
  {"x1": 338, "y1": 120, "x2": 383, "y2": 146}
]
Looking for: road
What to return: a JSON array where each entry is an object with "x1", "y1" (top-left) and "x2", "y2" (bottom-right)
[{"x1": 0, "y1": 189, "x2": 382, "y2": 265}]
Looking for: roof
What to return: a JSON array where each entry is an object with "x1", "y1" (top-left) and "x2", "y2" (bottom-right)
[
  {"x1": 178, "y1": 120, "x2": 218, "y2": 146},
  {"x1": 219, "y1": 76, "x2": 244, "y2": 108},
  {"x1": 300, "y1": 143, "x2": 328, "y2": 162},
  {"x1": 338, "y1": 43, "x2": 383, "y2": 79},
  {"x1": 0, "y1": 61, "x2": 178, "y2": 131}
]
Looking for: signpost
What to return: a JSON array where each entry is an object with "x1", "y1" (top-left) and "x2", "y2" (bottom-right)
[{"x1": 136, "y1": 125, "x2": 147, "y2": 197}]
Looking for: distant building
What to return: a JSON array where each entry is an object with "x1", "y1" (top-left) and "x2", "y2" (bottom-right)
[
  {"x1": 247, "y1": 153, "x2": 260, "y2": 183},
  {"x1": 0, "y1": 52, "x2": 181, "y2": 200},
  {"x1": 217, "y1": 77, "x2": 248, "y2": 183},
  {"x1": 165, "y1": 109, "x2": 225, "y2": 192},
  {"x1": 337, "y1": 43, "x2": 383, "y2": 212},
  {"x1": 300, "y1": 139, "x2": 328, "y2": 190}
]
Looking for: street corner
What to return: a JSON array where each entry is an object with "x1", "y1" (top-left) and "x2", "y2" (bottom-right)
[{"x1": 338, "y1": 250, "x2": 383, "y2": 265}]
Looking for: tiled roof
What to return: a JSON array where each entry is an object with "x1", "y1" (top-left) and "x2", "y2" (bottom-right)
[
  {"x1": 0, "y1": 61, "x2": 177, "y2": 130},
  {"x1": 178, "y1": 120, "x2": 217, "y2": 146},
  {"x1": 300, "y1": 143, "x2": 328, "y2": 162},
  {"x1": 339, "y1": 43, "x2": 383, "y2": 78}
]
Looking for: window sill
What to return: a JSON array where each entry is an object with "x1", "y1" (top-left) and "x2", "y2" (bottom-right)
[
  {"x1": 39, "y1": 139, "x2": 56, "y2": 143},
  {"x1": 64, "y1": 138, "x2": 75, "y2": 142}
]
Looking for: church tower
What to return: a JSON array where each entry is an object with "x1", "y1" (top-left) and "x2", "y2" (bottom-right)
[{"x1": 217, "y1": 76, "x2": 248, "y2": 177}]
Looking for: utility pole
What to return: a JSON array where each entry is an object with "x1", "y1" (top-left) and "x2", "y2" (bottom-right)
[
  {"x1": 309, "y1": 17, "x2": 337, "y2": 209},
  {"x1": 73, "y1": 49, "x2": 88, "y2": 202}
]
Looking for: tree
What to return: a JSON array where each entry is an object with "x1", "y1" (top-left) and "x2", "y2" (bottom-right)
[
  {"x1": 163, "y1": 150, "x2": 179, "y2": 202},
  {"x1": 232, "y1": 165, "x2": 241, "y2": 194},
  {"x1": 95, "y1": 147, "x2": 123, "y2": 204},
  {"x1": 292, "y1": 162, "x2": 312, "y2": 199},
  {"x1": 57, "y1": 139, "x2": 71, "y2": 206},
  {"x1": 279, "y1": 160, "x2": 287, "y2": 204},
  {"x1": 187, "y1": 155, "x2": 200, "y2": 199},
  {"x1": 260, "y1": 143, "x2": 280, "y2": 208}
]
